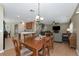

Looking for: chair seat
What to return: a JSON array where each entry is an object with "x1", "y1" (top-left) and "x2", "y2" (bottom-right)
[{"x1": 21, "y1": 47, "x2": 33, "y2": 56}]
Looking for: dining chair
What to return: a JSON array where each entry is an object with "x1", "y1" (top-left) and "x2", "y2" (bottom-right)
[
  {"x1": 38, "y1": 37, "x2": 51, "y2": 56},
  {"x1": 43, "y1": 37, "x2": 50, "y2": 56},
  {"x1": 12, "y1": 37, "x2": 33, "y2": 56},
  {"x1": 45, "y1": 32, "x2": 53, "y2": 49}
]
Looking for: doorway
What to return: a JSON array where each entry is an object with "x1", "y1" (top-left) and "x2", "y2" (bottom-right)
[{"x1": 3, "y1": 20, "x2": 5, "y2": 50}]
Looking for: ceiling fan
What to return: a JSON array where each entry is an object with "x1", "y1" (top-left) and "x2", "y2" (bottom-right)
[{"x1": 52, "y1": 21, "x2": 59, "y2": 25}]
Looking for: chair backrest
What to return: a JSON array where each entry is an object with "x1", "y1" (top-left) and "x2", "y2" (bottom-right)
[
  {"x1": 45, "y1": 33, "x2": 51, "y2": 37},
  {"x1": 45, "y1": 32, "x2": 52, "y2": 37},
  {"x1": 12, "y1": 37, "x2": 21, "y2": 56}
]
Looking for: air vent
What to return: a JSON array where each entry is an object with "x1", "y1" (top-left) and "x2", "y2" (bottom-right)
[{"x1": 29, "y1": 9, "x2": 35, "y2": 12}]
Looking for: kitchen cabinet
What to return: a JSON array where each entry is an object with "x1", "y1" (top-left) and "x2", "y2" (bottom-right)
[
  {"x1": 69, "y1": 34, "x2": 76, "y2": 48},
  {"x1": 26, "y1": 22, "x2": 34, "y2": 29}
]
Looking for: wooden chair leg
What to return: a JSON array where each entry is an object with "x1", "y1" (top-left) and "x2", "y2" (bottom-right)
[
  {"x1": 49, "y1": 39, "x2": 53, "y2": 49},
  {"x1": 43, "y1": 47, "x2": 50, "y2": 56}
]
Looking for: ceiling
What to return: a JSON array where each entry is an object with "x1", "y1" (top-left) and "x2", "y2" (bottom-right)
[{"x1": 2, "y1": 3, "x2": 78, "y2": 24}]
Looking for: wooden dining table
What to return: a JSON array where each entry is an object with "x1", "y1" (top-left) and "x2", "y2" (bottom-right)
[
  {"x1": 21, "y1": 38, "x2": 44, "y2": 56},
  {"x1": 20, "y1": 37, "x2": 45, "y2": 56}
]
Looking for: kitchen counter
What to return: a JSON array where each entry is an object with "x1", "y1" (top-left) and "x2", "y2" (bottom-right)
[
  {"x1": 20, "y1": 32, "x2": 35, "y2": 42},
  {"x1": 21, "y1": 32, "x2": 35, "y2": 34}
]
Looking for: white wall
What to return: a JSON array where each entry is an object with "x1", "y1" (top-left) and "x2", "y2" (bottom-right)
[
  {"x1": 4, "y1": 19, "x2": 19, "y2": 37},
  {"x1": 71, "y1": 14, "x2": 79, "y2": 55},
  {"x1": 46, "y1": 23, "x2": 68, "y2": 33},
  {"x1": 18, "y1": 23, "x2": 25, "y2": 33},
  {"x1": 59, "y1": 23, "x2": 69, "y2": 33},
  {"x1": 0, "y1": 5, "x2": 3, "y2": 51}
]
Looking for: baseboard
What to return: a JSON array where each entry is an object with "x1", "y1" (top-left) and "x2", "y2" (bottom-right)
[
  {"x1": 4, "y1": 47, "x2": 14, "y2": 51},
  {"x1": 0, "y1": 50, "x2": 4, "y2": 53},
  {"x1": 76, "y1": 49, "x2": 79, "y2": 56}
]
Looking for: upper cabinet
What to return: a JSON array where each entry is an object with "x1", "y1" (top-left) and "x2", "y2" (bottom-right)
[{"x1": 26, "y1": 22, "x2": 34, "y2": 29}]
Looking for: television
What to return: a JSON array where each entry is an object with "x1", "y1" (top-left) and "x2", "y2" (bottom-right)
[{"x1": 53, "y1": 26, "x2": 60, "y2": 30}]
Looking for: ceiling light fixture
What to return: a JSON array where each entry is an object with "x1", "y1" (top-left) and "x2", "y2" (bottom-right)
[
  {"x1": 35, "y1": 15, "x2": 40, "y2": 19},
  {"x1": 35, "y1": 3, "x2": 44, "y2": 21},
  {"x1": 76, "y1": 11, "x2": 79, "y2": 14},
  {"x1": 40, "y1": 17, "x2": 44, "y2": 20},
  {"x1": 17, "y1": 15, "x2": 20, "y2": 18},
  {"x1": 22, "y1": 22, "x2": 25, "y2": 25},
  {"x1": 35, "y1": 16, "x2": 44, "y2": 21}
]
